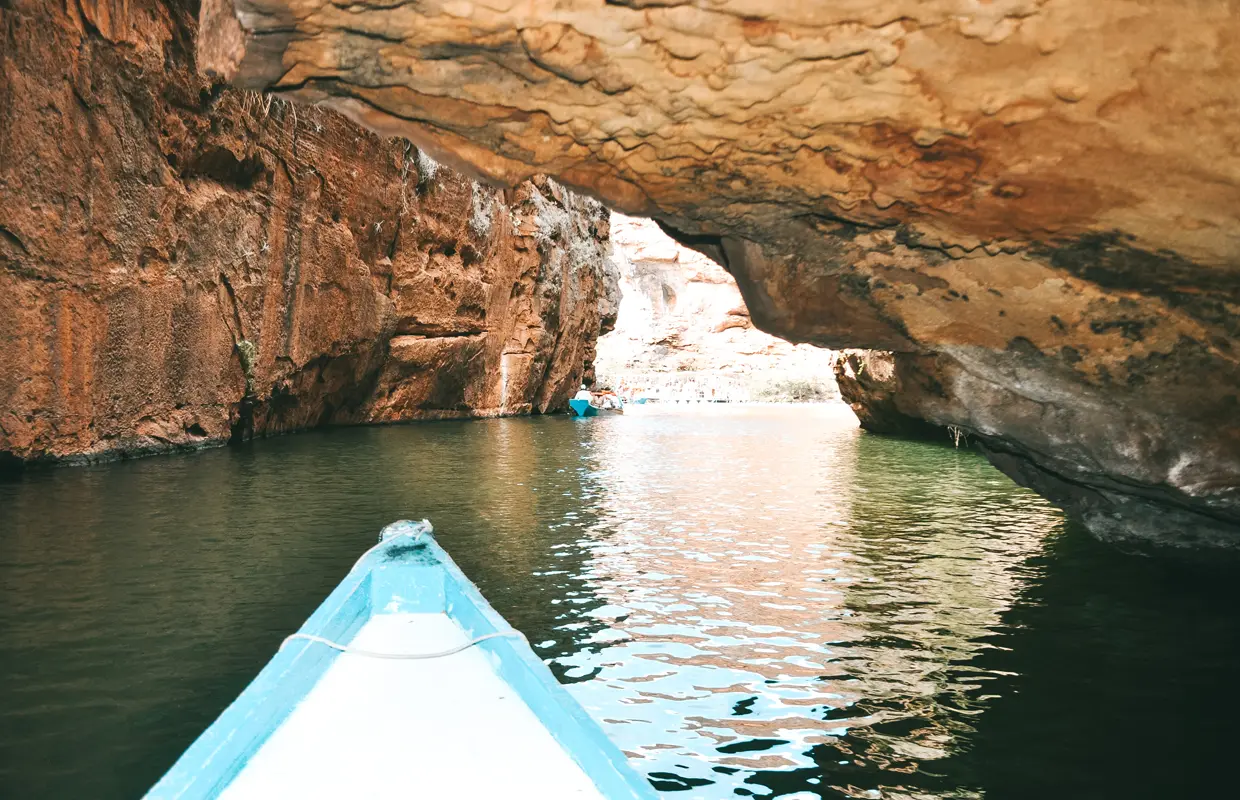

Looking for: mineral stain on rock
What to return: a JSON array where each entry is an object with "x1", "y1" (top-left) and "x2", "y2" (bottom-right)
[{"x1": 0, "y1": 0, "x2": 617, "y2": 466}]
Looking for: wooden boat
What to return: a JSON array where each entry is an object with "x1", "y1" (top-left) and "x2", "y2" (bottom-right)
[
  {"x1": 570, "y1": 397, "x2": 624, "y2": 417},
  {"x1": 145, "y1": 520, "x2": 657, "y2": 800},
  {"x1": 569, "y1": 398, "x2": 600, "y2": 417}
]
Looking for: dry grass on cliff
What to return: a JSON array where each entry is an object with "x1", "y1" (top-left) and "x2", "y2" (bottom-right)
[
  {"x1": 415, "y1": 149, "x2": 439, "y2": 193},
  {"x1": 468, "y1": 183, "x2": 494, "y2": 238}
]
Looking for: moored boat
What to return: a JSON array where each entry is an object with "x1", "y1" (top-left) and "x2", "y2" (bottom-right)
[
  {"x1": 570, "y1": 396, "x2": 624, "y2": 417},
  {"x1": 569, "y1": 398, "x2": 601, "y2": 417},
  {"x1": 145, "y1": 520, "x2": 657, "y2": 800}
]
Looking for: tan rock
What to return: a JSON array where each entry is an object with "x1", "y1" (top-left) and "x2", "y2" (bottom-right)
[{"x1": 194, "y1": 0, "x2": 1240, "y2": 547}]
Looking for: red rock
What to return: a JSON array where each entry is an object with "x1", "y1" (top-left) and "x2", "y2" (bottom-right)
[{"x1": 0, "y1": 0, "x2": 615, "y2": 465}]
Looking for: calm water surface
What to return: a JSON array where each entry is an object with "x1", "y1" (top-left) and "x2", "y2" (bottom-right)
[{"x1": 1, "y1": 406, "x2": 1237, "y2": 799}]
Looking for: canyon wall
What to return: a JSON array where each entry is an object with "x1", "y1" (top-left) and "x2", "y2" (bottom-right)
[
  {"x1": 596, "y1": 214, "x2": 838, "y2": 402},
  {"x1": 834, "y1": 351, "x2": 944, "y2": 441},
  {"x1": 196, "y1": 0, "x2": 1240, "y2": 549},
  {"x1": 0, "y1": 0, "x2": 616, "y2": 466}
]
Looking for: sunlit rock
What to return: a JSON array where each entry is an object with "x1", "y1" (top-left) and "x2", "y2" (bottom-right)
[
  {"x1": 596, "y1": 214, "x2": 838, "y2": 402},
  {"x1": 196, "y1": 0, "x2": 1240, "y2": 548}
]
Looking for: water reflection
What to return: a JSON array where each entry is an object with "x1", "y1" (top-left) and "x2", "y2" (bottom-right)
[
  {"x1": 1, "y1": 408, "x2": 1234, "y2": 800},
  {"x1": 545, "y1": 407, "x2": 1058, "y2": 797}
]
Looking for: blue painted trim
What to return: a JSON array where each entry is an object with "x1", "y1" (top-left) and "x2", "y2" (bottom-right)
[
  {"x1": 146, "y1": 569, "x2": 372, "y2": 799},
  {"x1": 441, "y1": 554, "x2": 657, "y2": 799},
  {"x1": 144, "y1": 531, "x2": 657, "y2": 800},
  {"x1": 569, "y1": 398, "x2": 600, "y2": 417}
]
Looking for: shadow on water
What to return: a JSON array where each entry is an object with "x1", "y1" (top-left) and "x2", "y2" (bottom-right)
[
  {"x1": 741, "y1": 438, "x2": 1240, "y2": 800},
  {"x1": 0, "y1": 407, "x2": 1237, "y2": 799},
  {"x1": 933, "y1": 528, "x2": 1240, "y2": 799}
]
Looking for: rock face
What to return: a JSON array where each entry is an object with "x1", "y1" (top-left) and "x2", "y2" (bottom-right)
[
  {"x1": 597, "y1": 214, "x2": 838, "y2": 401},
  {"x1": 834, "y1": 352, "x2": 943, "y2": 441},
  {"x1": 0, "y1": 0, "x2": 616, "y2": 466},
  {"x1": 197, "y1": 0, "x2": 1240, "y2": 549},
  {"x1": 839, "y1": 348, "x2": 1240, "y2": 550}
]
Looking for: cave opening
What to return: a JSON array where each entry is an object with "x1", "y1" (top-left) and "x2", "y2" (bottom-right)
[{"x1": 1, "y1": 1, "x2": 1238, "y2": 798}]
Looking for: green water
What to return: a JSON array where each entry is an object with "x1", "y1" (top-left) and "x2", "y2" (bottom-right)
[{"x1": 0, "y1": 406, "x2": 1236, "y2": 799}]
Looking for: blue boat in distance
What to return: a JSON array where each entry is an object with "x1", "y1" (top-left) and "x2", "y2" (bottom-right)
[
  {"x1": 145, "y1": 521, "x2": 657, "y2": 800},
  {"x1": 569, "y1": 398, "x2": 601, "y2": 417}
]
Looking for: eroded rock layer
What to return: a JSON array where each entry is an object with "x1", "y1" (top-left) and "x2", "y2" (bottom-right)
[
  {"x1": 0, "y1": 0, "x2": 616, "y2": 466},
  {"x1": 834, "y1": 352, "x2": 943, "y2": 441},
  {"x1": 196, "y1": 0, "x2": 1240, "y2": 548}
]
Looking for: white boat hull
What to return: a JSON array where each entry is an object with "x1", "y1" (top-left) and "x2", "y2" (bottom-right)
[{"x1": 145, "y1": 521, "x2": 656, "y2": 800}]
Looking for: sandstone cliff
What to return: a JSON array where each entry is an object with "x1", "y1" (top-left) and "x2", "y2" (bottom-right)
[
  {"x1": 197, "y1": 0, "x2": 1240, "y2": 549},
  {"x1": 0, "y1": 0, "x2": 616, "y2": 466},
  {"x1": 596, "y1": 214, "x2": 837, "y2": 401},
  {"x1": 834, "y1": 351, "x2": 944, "y2": 441}
]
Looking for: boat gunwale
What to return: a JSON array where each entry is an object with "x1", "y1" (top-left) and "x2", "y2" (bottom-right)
[
  {"x1": 569, "y1": 398, "x2": 601, "y2": 417},
  {"x1": 144, "y1": 531, "x2": 657, "y2": 800}
]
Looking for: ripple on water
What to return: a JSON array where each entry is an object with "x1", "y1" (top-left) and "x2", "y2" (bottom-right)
[
  {"x1": 533, "y1": 407, "x2": 1063, "y2": 798},
  {"x1": 5, "y1": 406, "x2": 1234, "y2": 800}
]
